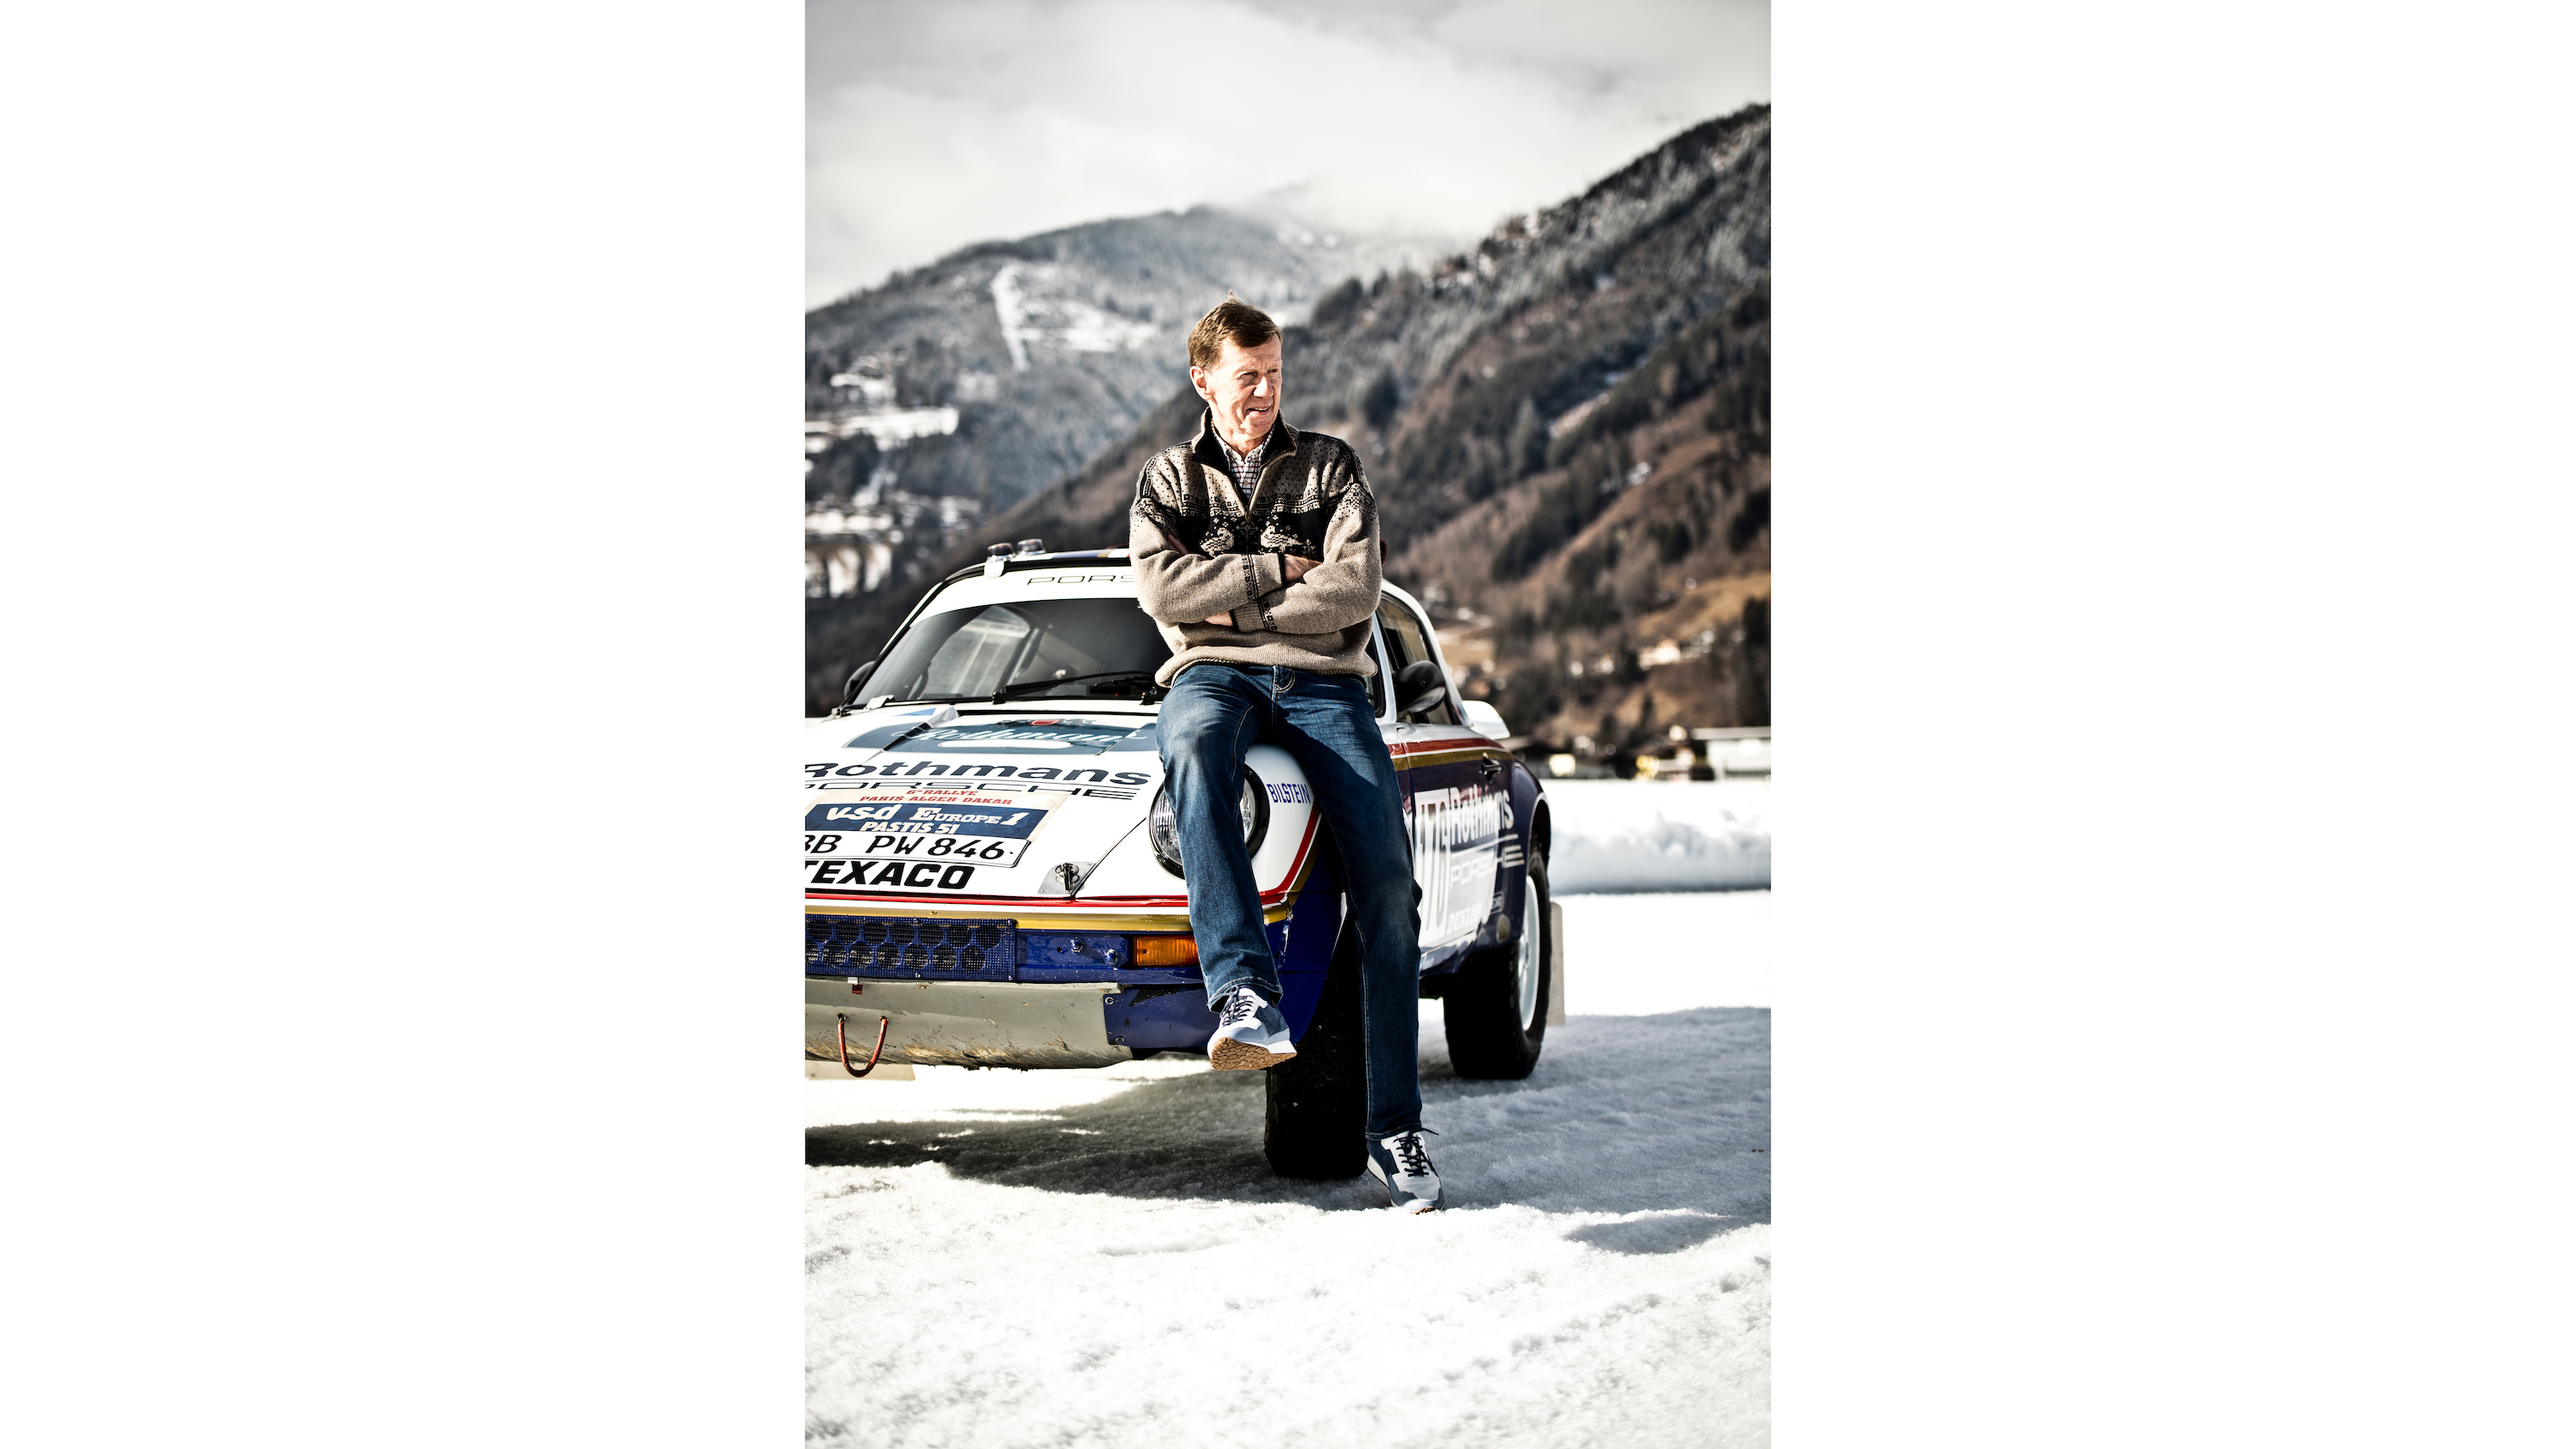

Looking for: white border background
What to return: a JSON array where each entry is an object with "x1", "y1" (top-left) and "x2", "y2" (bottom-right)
[
  {"x1": 8, "y1": 3, "x2": 2571, "y2": 1443},
  {"x1": 6, "y1": 4, "x2": 803, "y2": 1442},
  {"x1": 1778, "y1": 3, "x2": 2573, "y2": 1441}
]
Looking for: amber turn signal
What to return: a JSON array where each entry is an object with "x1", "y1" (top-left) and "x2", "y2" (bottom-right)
[{"x1": 1129, "y1": 936, "x2": 1200, "y2": 967}]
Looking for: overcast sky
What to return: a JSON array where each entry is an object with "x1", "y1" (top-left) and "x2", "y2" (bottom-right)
[{"x1": 807, "y1": 0, "x2": 1769, "y2": 308}]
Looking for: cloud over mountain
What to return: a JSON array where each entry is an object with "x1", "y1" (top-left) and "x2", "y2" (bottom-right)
[{"x1": 806, "y1": 0, "x2": 1769, "y2": 307}]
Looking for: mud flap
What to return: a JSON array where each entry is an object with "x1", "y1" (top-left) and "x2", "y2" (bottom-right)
[{"x1": 1546, "y1": 899, "x2": 1566, "y2": 1027}]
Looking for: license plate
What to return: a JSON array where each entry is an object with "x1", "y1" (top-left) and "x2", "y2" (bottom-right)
[
  {"x1": 803, "y1": 785, "x2": 1066, "y2": 871},
  {"x1": 834, "y1": 834, "x2": 1030, "y2": 868}
]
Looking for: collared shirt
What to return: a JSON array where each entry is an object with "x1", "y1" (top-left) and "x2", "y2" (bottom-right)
[{"x1": 1212, "y1": 428, "x2": 1268, "y2": 502}]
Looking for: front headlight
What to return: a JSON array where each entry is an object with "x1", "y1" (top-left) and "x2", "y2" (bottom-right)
[{"x1": 1147, "y1": 767, "x2": 1271, "y2": 878}]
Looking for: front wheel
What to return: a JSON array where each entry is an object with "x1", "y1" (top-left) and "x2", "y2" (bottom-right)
[
  {"x1": 1443, "y1": 852, "x2": 1551, "y2": 1079},
  {"x1": 1265, "y1": 919, "x2": 1368, "y2": 1179}
]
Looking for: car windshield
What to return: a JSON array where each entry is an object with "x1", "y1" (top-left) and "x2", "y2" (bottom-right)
[{"x1": 867, "y1": 596, "x2": 1173, "y2": 703}]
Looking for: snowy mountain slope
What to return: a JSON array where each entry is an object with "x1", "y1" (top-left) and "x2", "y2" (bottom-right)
[{"x1": 804, "y1": 207, "x2": 1451, "y2": 513}]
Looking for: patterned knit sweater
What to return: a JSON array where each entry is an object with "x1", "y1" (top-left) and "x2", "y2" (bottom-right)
[{"x1": 1129, "y1": 409, "x2": 1384, "y2": 687}]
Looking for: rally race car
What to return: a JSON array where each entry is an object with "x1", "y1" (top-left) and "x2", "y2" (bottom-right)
[{"x1": 805, "y1": 543, "x2": 1562, "y2": 1178}]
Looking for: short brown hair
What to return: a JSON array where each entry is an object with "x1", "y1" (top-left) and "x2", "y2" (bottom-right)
[{"x1": 1187, "y1": 296, "x2": 1279, "y2": 371}]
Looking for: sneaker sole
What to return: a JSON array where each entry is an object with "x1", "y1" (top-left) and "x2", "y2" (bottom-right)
[{"x1": 1207, "y1": 1036, "x2": 1295, "y2": 1070}]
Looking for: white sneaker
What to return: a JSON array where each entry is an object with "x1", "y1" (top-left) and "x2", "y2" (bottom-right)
[
  {"x1": 1365, "y1": 1131, "x2": 1443, "y2": 1213},
  {"x1": 1206, "y1": 985, "x2": 1296, "y2": 1070}
]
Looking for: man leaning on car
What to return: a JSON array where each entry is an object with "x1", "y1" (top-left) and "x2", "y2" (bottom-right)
[{"x1": 1129, "y1": 297, "x2": 1442, "y2": 1214}]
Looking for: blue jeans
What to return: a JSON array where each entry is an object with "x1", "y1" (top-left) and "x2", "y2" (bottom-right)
[{"x1": 1157, "y1": 663, "x2": 1422, "y2": 1141}]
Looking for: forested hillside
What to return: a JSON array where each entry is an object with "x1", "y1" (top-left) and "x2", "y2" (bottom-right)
[{"x1": 807, "y1": 106, "x2": 1771, "y2": 756}]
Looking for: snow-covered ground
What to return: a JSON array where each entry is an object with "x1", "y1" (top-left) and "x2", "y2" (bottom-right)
[
  {"x1": 1543, "y1": 779, "x2": 1770, "y2": 893},
  {"x1": 806, "y1": 880, "x2": 1771, "y2": 1447}
]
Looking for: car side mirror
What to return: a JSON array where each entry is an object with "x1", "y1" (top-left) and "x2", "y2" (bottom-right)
[
  {"x1": 840, "y1": 661, "x2": 876, "y2": 709},
  {"x1": 1394, "y1": 659, "x2": 1448, "y2": 718}
]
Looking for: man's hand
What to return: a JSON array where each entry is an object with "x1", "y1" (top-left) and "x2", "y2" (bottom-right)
[{"x1": 1205, "y1": 611, "x2": 1234, "y2": 626}]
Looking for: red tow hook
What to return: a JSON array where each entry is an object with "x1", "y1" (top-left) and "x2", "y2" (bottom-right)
[{"x1": 835, "y1": 1013, "x2": 890, "y2": 1078}]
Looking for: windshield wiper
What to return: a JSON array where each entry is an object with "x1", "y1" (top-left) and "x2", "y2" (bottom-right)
[
  {"x1": 856, "y1": 694, "x2": 981, "y2": 707},
  {"x1": 990, "y1": 670, "x2": 1158, "y2": 702}
]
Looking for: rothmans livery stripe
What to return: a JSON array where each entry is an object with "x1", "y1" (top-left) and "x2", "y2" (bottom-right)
[
  {"x1": 1386, "y1": 736, "x2": 1510, "y2": 773},
  {"x1": 1078, "y1": 810, "x2": 1324, "y2": 910}
]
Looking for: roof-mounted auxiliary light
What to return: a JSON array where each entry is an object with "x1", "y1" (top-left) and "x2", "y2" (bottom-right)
[
  {"x1": 1013, "y1": 538, "x2": 1047, "y2": 555},
  {"x1": 983, "y1": 542, "x2": 1012, "y2": 578}
]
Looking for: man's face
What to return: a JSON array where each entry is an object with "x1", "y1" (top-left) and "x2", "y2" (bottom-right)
[{"x1": 1191, "y1": 336, "x2": 1284, "y2": 452}]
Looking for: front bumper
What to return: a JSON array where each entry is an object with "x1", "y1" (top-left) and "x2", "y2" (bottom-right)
[{"x1": 805, "y1": 977, "x2": 1133, "y2": 1070}]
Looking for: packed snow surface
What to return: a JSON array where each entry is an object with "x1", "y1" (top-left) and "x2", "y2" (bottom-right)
[
  {"x1": 1542, "y1": 779, "x2": 1770, "y2": 893},
  {"x1": 806, "y1": 888, "x2": 1771, "y2": 1447}
]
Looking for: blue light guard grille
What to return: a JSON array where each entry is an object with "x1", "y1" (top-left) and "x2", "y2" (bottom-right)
[{"x1": 806, "y1": 915, "x2": 1014, "y2": 977}]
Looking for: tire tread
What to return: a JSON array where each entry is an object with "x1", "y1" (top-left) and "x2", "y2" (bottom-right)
[{"x1": 1264, "y1": 922, "x2": 1368, "y2": 1179}]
